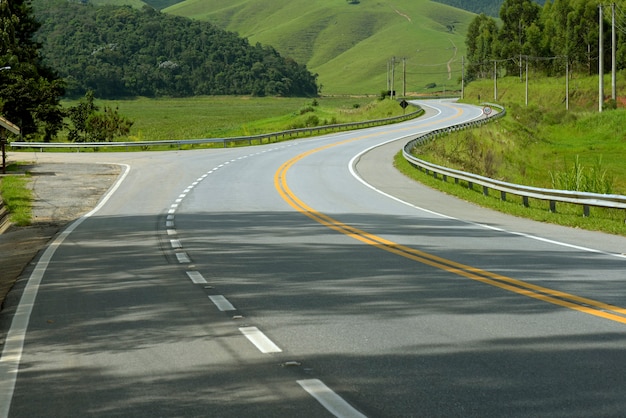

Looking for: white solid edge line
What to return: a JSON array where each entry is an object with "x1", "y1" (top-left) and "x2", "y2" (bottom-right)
[
  {"x1": 208, "y1": 295, "x2": 236, "y2": 311},
  {"x1": 347, "y1": 110, "x2": 626, "y2": 261},
  {"x1": 238, "y1": 327, "x2": 282, "y2": 353},
  {"x1": 297, "y1": 379, "x2": 367, "y2": 418},
  {"x1": 0, "y1": 163, "x2": 131, "y2": 418}
]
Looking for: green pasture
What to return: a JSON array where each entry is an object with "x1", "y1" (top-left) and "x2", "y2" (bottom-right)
[{"x1": 58, "y1": 95, "x2": 407, "y2": 142}]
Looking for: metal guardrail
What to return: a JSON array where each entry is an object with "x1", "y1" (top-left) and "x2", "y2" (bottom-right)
[
  {"x1": 0, "y1": 197, "x2": 10, "y2": 234},
  {"x1": 10, "y1": 106, "x2": 424, "y2": 151},
  {"x1": 403, "y1": 104, "x2": 626, "y2": 216}
]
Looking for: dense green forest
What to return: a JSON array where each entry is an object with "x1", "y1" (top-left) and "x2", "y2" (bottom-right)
[
  {"x1": 466, "y1": 0, "x2": 626, "y2": 83},
  {"x1": 433, "y1": 0, "x2": 504, "y2": 17},
  {"x1": 33, "y1": 1, "x2": 319, "y2": 98}
]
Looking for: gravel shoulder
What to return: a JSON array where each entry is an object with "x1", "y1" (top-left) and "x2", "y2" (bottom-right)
[{"x1": 0, "y1": 161, "x2": 120, "y2": 311}]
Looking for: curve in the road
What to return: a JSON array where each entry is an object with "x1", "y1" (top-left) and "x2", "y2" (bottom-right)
[{"x1": 274, "y1": 128, "x2": 626, "y2": 326}]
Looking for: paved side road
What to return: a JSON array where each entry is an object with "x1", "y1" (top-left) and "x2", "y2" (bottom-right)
[{"x1": 0, "y1": 160, "x2": 120, "y2": 311}]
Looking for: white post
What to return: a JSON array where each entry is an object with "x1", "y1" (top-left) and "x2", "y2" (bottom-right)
[
  {"x1": 599, "y1": 4, "x2": 604, "y2": 112},
  {"x1": 612, "y1": 2, "x2": 617, "y2": 101},
  {"x1": 493, "y1": 61, "x2": 497, "y2": 101}
]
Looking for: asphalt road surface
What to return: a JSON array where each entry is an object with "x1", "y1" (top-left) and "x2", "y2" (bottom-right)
[{"x1": 1, "y1": 100, "x2": 626, "y2": 417}]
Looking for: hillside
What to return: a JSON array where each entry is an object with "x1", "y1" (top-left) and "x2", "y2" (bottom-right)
[
  {"x1": 32, "y1": 1, "x2": 319, "y2": 98},
  {"x1": 164, "y1": 0, "x2": 475, "y2": 95}
]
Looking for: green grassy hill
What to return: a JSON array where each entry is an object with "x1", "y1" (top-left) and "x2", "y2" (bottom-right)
[{"x1": 164, "y1": 0, "x2": 474, "y2": 95}]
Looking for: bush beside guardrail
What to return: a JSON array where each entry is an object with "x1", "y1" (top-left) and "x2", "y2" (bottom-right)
[{"x1": 402, "y1": 103, "x2": 626, "y2": 217}]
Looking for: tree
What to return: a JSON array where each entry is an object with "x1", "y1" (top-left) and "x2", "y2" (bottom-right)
[
  {"x1": 466, "y1": 14, "x2": 499, "y2": 80},
  {"x1": 497, "y1": 0, "x2": 541, "y2": 73},
  {"x1": 67, "y1": 91, "x2": 133, "y2": 142},
  {"x1": 0, "y1": 0, "x2": 64, "y2": 141}
]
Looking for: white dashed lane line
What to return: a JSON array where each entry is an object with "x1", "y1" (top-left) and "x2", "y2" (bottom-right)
[
  {"x1": 208, "y1": 295, "x2": 236, "y2": 312},
  {"x1": 175, "y1": 252, "x2": 191, "y2": 264},
  {"x1": 298, "y1": 379, "x2": 367, "y2": 418},
  {"x1": 160, "y1": 144, "x2": 368, "y2": 415},
  {"x1": 186, "y1": 271, "x2": 207, "y2": 284},
  {"x1": 239, "y1": 327, "x2": 282, "y2": 353}
]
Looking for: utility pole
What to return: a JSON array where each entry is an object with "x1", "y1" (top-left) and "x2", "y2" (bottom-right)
[
  {"x1": 391, "y1": 56, "x2": 395, "y2": 100},
  {"x1": 525, "y1": 56, "x2": 529, "y2": 106},
  {"x1": 599, "y1": 4, "x2": 604, "y2": 112},
  {"x1": 612, "y1": 2, "x2": 617, "y2": 101},
  {"x1": 461, "y1": 56, "x2": 465, "y2": 100},
  {"x1": 566, "y1": 58, "x2": 570, "y2": 111},
  {"x1": 493, "y1": 60, "x2": 498, "y2": 101},
  {"x1": 403, "y1": 57, "x2": 406, "y2": 97},
  {"x1": 386, "y1": 60, "x2": 390, "y2": 93}
]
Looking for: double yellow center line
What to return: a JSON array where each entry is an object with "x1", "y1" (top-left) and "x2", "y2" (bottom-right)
[{"x1": 274, "y1": 139, "x2": 626, "y2": 325}]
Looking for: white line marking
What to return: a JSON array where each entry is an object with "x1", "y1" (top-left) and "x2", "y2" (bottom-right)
[
  {"x1": 170, "y1": 239, "x2": 182, "y2": 249},
  {"x1": 348, "y1": 131, "x2": 626, "y2": 260},
  {"x1": 297, "y1": 379, "x2": 367, "y2": 418},
  {"x1": 166, "y1": 229, "x2": 177, "y2": 236},
  {"x1": 239, "y1": 327, "x2": 282, "y2": 353},
  {"x1": 176, "y1": 252, "x2": 191, "y2": 263},
  {"x1": 168, "y1": 208, "x2": 176, "y2": 214},
  {"x1": 167, "y1": 214, "x2": 175, "y2": 220},
  {"x1": 186, "y1": 271, "x2": 207, "y2": 284},
  {"x1": 166, "y1": 220, "x2": 174, "y2": 228},
  {"x1": 209, "y1": 295, "x2": 236, "y2": 311},
  {"x1": 0, "y1": 164, "x2": 131, "y2": 418}
]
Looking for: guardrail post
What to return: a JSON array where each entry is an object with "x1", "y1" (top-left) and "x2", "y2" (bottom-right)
[
  {"x1": 483, "y1": 186, "x2": 489, "y2": 196},
  {"x1": 523, "y1": 196, "x2": 529, "y2": 207},
  {"x1": 468, "y1": 181, "x2": 473, "y2": 190},
  {"x1": 583, "y1": 205, "x2": 590, "y2": 217},
  {"x1": 500, "y1": 191, "x2": 506, "y2": 201},
  {"x1": 549, "y1": 200, "x2": 556, "y2": 213}
]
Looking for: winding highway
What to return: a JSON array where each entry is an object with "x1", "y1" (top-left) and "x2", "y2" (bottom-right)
[{"x1": 2, "y1": 100, "x2": 626, "y2": 417}]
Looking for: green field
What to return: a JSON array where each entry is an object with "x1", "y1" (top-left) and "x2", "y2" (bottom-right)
[{"x1": 59, "y1": 95, "x2": 407, "y2": 142}]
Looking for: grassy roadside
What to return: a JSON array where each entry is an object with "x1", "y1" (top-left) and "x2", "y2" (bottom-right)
[
  {"x1": 394, "y1": 153, "x2": 626, "y2": 235},
  {"x1": 401, "y1": 74, "x2": 626, "y2": 236},
  {"x1": 0, "y1": 167, "x2": 32, "y2": 226}
]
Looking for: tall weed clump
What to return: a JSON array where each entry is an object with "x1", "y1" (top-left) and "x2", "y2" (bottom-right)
[{"x1": 550, "y1": 156, "x2": 614, "y2": 194}]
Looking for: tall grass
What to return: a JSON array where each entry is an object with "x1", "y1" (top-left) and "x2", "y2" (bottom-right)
[{"x1": 550, "y1": 156, "x2": 614, "y2": 194}]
